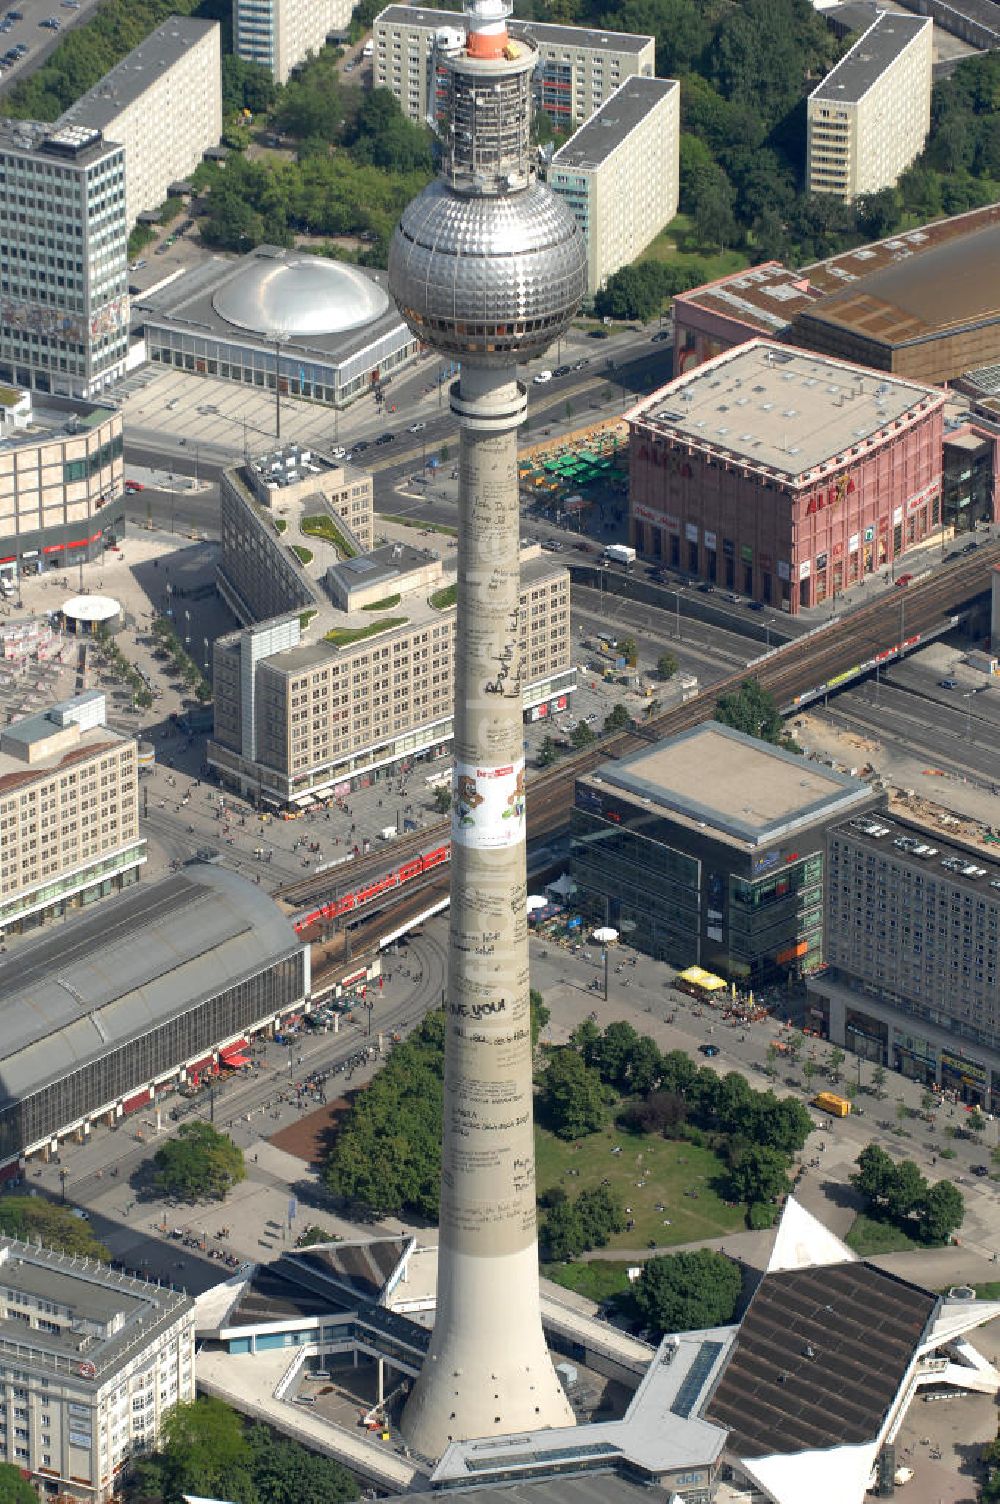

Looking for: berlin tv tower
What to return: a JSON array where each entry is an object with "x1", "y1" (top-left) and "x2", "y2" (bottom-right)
[{"x1": 388, "y1": 0, "x2": 587, "y2": 1458}]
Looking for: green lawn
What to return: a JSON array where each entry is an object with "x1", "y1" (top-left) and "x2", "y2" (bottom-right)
[
  {"x1": 544, "y1": 1258, "x2": 633, "y2": 1304},
  {"x1": 291, "y1": 544, "x2": 313, "y2": 564},
  {"x1": 639, "y1": 211, "x2": 750, "y2": 284},
  {"x1": 324, "y1": 617, "x2": 407, "y2": 647},
  {"x1": 383, "y1": 513, "x2": 458, "y2": 537},
  {"x1": 534, "y1": 1123, "x2": 744, "y2": 1249},
  {"x1": 361, "y1": 593, "x2": 401, "y2": 612},
  {"x1": 973, "y1": 1282, "x2": 1000, "y2": 1300},
  {"x1": 301, "y1": 513, "x2": 357, "y2": 557},
  {"x1": 844, "y1": 1213, "x2": 921, "y2": 1255},
  {"x1": 429, "y1": 584, "x2": 457, "y2": 610}
]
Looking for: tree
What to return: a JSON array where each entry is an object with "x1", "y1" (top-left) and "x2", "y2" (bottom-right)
[
  {"x1": 884, "y1": 1158, "x2": 927, "y2": 1223},
  {"x1": 153, "y1": 1122, "x2": 246, "y2": 1202},
  {"x1": 0, "y1": 1197, "x2": 109, "y2": 1260},
  {"x1": 633, "y1": 1249, "x2": 742, "y2": 1336},
  {"x1": 529, "y1": 988, "x2": 550, "y2": 1050},
  {"x1": 0, "y1": 1463, "x2": 39, "y2": 1504},
  {"x1": 828, "y1": 1047, "x2": 846, "y2": 1084},
  {"x1": 592, "y1": 1019, "x2": 642, "y2": 1090},
  {"x1": 537, "y1": 734, "x2": 559, "y2": 768},
  {"x1": 871, "y1": 1063, "x2": 887, "y2": 1098},
  {"x1": 570, "y1": 719, "x2": 596, "y2": 749},
  {"x1": 802, "y1": 1058, "x2": 818, "y2": 1089},
  {"x1": 916, "y1": 1180, "x2": 964, "y2": 1245},
  {"x1": 540, "y1": 1198, "x2": 585, "y2": 1262},
  {"x1": 246, "y1": 1426, "x2": 358, "y2": 1504},
  {"x1": 727, "y1": 1143, "x2": 790, "y2": 1208},
  {"x1": 604, "y1": 703, "x2": 631, "y2": 733},
  {"x1": 715, "y1": 679, "x2": 798, "y2": 750},
  {"x1": 657, "y1": 651, "x2": 678, "y2": 680},
  {"x1": 617, "y1": 636, "x2": 638, "y2": 667},
  {"x1": 575, "y1": 1184, "x2": 626, "y2": 1247},
  {"x1": 432, "y1": 785, "x2": 452, "y2": 814},
  {"x1": 967, "y1": 1108, "x2": 987, "y2": 1138},
  {"x1": 540, "y1": 1048, "x2": 608, "y2": 1140},
  {"x1": 851, "y1": 1142, "x2": 897, "y2": 1207}
]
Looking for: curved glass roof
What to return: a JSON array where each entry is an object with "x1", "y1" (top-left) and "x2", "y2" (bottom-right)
[{"x1": 213, "y1": 255, "x2": 389, "y2": 337}]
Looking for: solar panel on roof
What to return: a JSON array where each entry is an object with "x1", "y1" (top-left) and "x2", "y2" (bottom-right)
[{"x1": 671, "y1": 1340, "x2": 724, "y2": 1417}]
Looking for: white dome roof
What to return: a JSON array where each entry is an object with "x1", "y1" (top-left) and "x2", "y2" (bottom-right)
[{"x1": 213, "y1": 255, "x2": 389, "y2": 338}]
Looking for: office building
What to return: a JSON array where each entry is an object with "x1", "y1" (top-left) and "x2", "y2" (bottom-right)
[
  {"x1": 572, "y1": 723, "x2": 876, "y2": 982},
  {"x1": 815, "y1": 810, "x2": 1000, "y2": 1109},
  {"x1": 134, "y1": 246, "x2": 418, "y2": 408},
  {"x1": 0, "y1": 863, "x2": 308, "y2": 1176},
  {"x1": 627, "y1": 340, "x2": 945, "y2": 612},
  {"x1": 0, "y1": 691, "x2": 144, "y2": 939},
  {"x1": 217, "y1": 442, "x2": 374, "y2": 625},
  {"x1": 0, "y1": 387, "x2": 124, "y2": 584},
  {"x1": 57, "y1": 18, "x2": 222, "y2": 231},
  {"x1": 549, "y1": 77, "x2": 679, "y2": 297},
  {"x1": 0, "y1": 123, "x2": 127, "y2": 398},
  {"x1": 0, "y1": 1237, "x2": 194, "y2": 1501},
  {"x1": 807, "y1": 13, "x2": 931, "y2": 200},
  {"x1": 234, "y1": 0, "x2": 354, "y2": 83},
  {"x1": 210, "y1": 511, "x2": 574, "y2": 805},
  {"x1": 372, "y1": 5, "x2": 654, "y2": 129}
]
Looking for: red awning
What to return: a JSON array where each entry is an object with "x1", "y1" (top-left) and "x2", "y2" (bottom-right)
[
  {"x1": 219, "y1": 1039, "x2": 249, "y2": 1061},
  {"x1": 122, "y1": 1090, "x2": 150, "y2": 1114},
  {"x1": 222, "y1": 1053, "x2": 250, "y2": 1069},
  {"x1": 187, "y1": 1054, "x2": 214, "y2": 1073}
]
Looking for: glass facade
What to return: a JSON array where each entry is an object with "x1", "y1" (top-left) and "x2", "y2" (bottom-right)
[
  {"x1": 0, "y1": 952, "x2": 304, "y2": 1164},
  {"x1": 571, "y1": 808, "x2": 700, "y2": 962}
]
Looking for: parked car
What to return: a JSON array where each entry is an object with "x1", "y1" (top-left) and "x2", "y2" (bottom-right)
[
  {"x1": 124, "y1": 479, "x2": 145, "y2": 493},
  {"x1": 375, "y1": 432, "x2": 394, "y2": 445},
  {"x1": 589, "y1": 327, "x2": 610, "y2": 338},
  {"x1": 972, "y1": 1164, "x2": 990, "y2": 1177},
  {"x1": 532, "y1": 370, "x2": 553, "y2": 384},
  {"x1": 353, "y1": 439, "x2": 370, "y2": 452},
  {"x1": 407, "y1": 421, "x2": 426, "y2": 432},
  {"x1": 938, "y1": 678, "x2": 958, "y2": 689},
  {"x1": 651, "y1": 330, "x2": 671, "y2": 342},
  {"x1": 700, "y1": 1044, "x2": 720, "y2": 1057},
  {"x1": 894, "y1": 573, "x2": 913, "y2": 588}
]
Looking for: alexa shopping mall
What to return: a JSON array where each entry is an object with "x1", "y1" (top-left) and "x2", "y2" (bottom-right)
[{"x1": 627, "y1": 342, "x2": 948, "y2": 613}]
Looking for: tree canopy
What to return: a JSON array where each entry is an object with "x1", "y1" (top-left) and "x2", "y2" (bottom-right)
[
  {"x1": 128, "y1": 1396, "x2": 358, "y2": 1504},
  {"x1": 153, "y1": 1121, "x2": 246, "y2": 1202},
  {"x1": 714, "y1": 679, "x2": 799, "y2": 751},
  {"x1": 0, "y1": 1196, "x2": 109, "y2": 1260},
  {"x1": 633, "y1": 1249, "x2": 742, "y2": 1335},
  {"x1": 0, "y1": 1463, "x2": 40, "y2": 1504},
  {"x1": 851, "y1": 1143, "x2": 965, "y2": 1245},
  {"x1": 539, "y1": 1047, "x2": 609, "y2": 1139}
]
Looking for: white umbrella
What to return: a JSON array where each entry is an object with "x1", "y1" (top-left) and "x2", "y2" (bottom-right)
[
  {"x1": 592, "y1": 926, "x2": 619, "y2": 944},
  {"x1": 527, "y1": 895, "x2": 548, "y2": 913}
]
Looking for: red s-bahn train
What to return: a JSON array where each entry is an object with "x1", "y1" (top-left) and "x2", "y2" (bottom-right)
[{"x1": 293, "y1": 843, "x2": 450, "y2": 934}]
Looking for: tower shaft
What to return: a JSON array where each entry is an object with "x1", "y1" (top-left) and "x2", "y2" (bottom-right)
[{"x1": 400, "y1": 370, "x2": 574, "y2": 1455}]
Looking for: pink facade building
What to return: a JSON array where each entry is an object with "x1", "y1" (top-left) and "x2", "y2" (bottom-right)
[{"x1": 628, "y1": 340, "x2": 945, "y2": 613}]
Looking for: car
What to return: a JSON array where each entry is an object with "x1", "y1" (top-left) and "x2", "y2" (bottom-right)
[
  {"x1": 294, "y1": 1393, "x2": 318, "y2": 1405},
  {"x1": 651, "y1": 330, "x2": 671, "y2": 342},
  {"x1": 972, "y1": 1164, "x2": 990, "y2": 1177},
  {"x1": 13, "y1": 41, "x2": 26, "y2": 52},
  {"x1": 727, "y1": 592, "x2": 741, "y2": 604},
  {"x1": 329, "y1": 445, "x2": 346, "y2": 459},
  {"x1": 541, "y1": 539, "x2": 562, "y2": 551},
  {"x1": 70, "y1": 1207, "x2": 89, "y2": 1220},
  {"x1": 353, "y1": 439, "x2": 370, "y2": 452},
  {"x1": 573, "y1": 357, "x2": 590, "y2": 369},
  {"x1": 938, "y1": 677, "x2": 959, "y2": 689},
  {"x1": 553, "y1": 364, "x2": 570, "y2": 377},
  {"x1": 697, "y1": 581, "x2": 715, "y2": 593},
  {"x1": 375, "y1": 432, "x2": 394, "y2": 445},
  {"x1": 747, "y1": 599, "x2": 765, "y2": 611},
  {"x1": 40, "y1": 17, "x2": 60, "y2": 28},
  {"x1": 154, "y1": 244, "x2": 168, "y2": 254},
  {"x1": 62, "y1": 0, "x2": 81, "y2": 8},
  {"x1": 124, "y1": 479, "x2": 145, "y2": 493},
  {"x1": 2, "y1": 47, "x2": 15, "y2": 59},
  {"x1": 0, "y1": 22, "x2": 11, "y2": 33},
  {"x1": 5, "y1": 8, "x2": 23, "y2": 16},
  {"x1": 407, "y1": 421, "x2": 426, "y2": 433},
  {"x1": 963, "y1": 539, "x2": 980, "y2": 553},
  {"x1": 699, "y1": 1044, "x2": 720, "y2": 1057},
  {"x1": 894, "y1": 573, "x2": 913, "y2": 588},
  {"x1": 532, "y1": 370, "x2": 553, "y2": 384}
]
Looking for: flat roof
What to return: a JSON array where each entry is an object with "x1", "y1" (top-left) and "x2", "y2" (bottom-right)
[
  {"x1": 627, "y1": 339, "x2": 941, "y2": 484},
  {"x1": 0, "y1": 394, "x2": 118, "y2": 454},
  {"x1": 0, "y1": 865, "x2": 301, "y2": 1106},
  {"x1": 551, "y1": 77, "x2": 676, "y2": 170},
  {"x1": 811, "y1": 13, "x2": 929, "y2": 104},
  {"x1": 133, "y1": 246, "x2": 410, "y2": 369},
  {"x1": 57, "y1": 18, "x2": 218, "y2": 132},
  {"x1": 832, "y1": 811, "x2": 1000, "y2": 893},
  {"x1": 793, "y1": 219, "x2": 1000, "y2": 349},
  {"x1": 0, "y1": 1238, "x2": 192, "y2": 1382},
  {"x1": 583, "y1": 724, "x2": 871, "y2": 848},
  {"x1": 0, "y1": 119, "x2": 117, "y2": 168},
  {"x1": 0, "y1": 726, "x2": 130, "y2": 795},
  {"x1": 705, "y1": 1262, "x2": 936, "y2": 1455},
  {"x1": 373, "y1": 5, "x2": 654, "y2": 51}
]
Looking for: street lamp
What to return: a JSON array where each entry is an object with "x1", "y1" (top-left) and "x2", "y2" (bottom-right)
[{"x1": 59, "y1": 1168, "x2": 68, "y2": 1203}]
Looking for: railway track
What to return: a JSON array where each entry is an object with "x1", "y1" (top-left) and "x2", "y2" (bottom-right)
[{"x1": 282, "y1": 546, "x2": 998, "y2": 917}]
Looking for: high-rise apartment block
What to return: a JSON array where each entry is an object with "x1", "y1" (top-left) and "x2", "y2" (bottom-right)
[
  {"x1": 233, "y1": 0, "x2": 354, "y2": 82},
  {"x1": 0, "y1": 1236, "x2": 194, "y2": 1502},
  {"x1": 807, "y1": 13, "x2": 932, "y2": 200},
  {"x1": 57, "y1": 18, "x2": 222, "y2": 230},
  {"x1": 549, "y1": 76, "x2": 679, "y2": 296},
  {"x1": 373, "y1": 5, "x2": 654, "y2": 128},
  {"x1": 0, "y1": 691, "x2": 144, "y2": 938},
  {"x1": 0, "y1": 123, "x2": 127, "y2": 398},
  {"x1": 209, "y1": 447, "x2": 573, "y2": 804},
  {"x1": 816, "y1": 810, "x2": 1000, "y2": 1111},
  {"x1": 0, "y1": 388, "x2": 124, "y2": 584}
]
